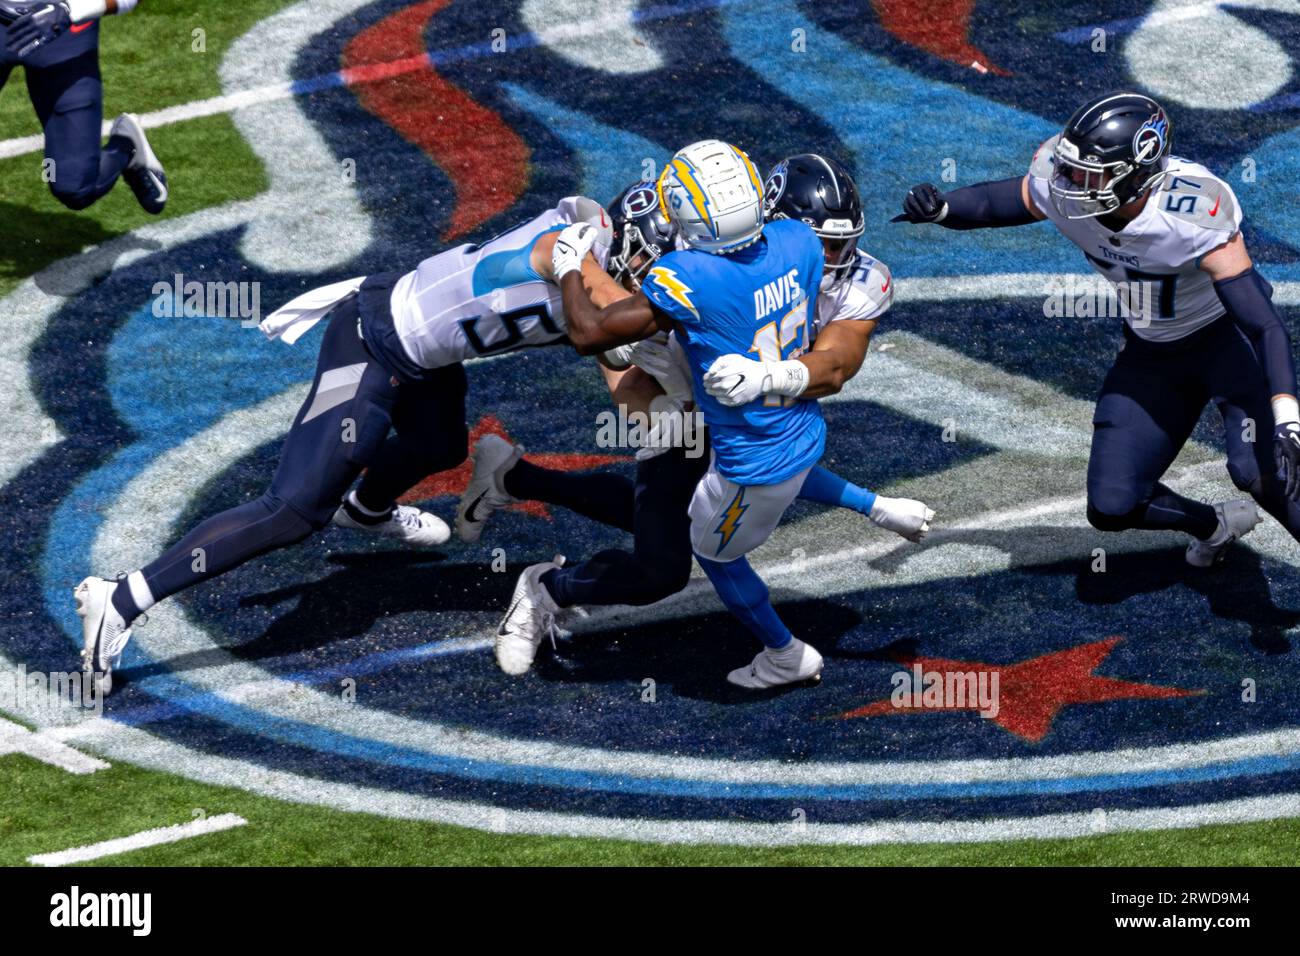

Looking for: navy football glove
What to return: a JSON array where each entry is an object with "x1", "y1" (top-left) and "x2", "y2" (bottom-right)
[
  {"x1": 1274, "y1": 423, "x2": 1300, "y2": 501},
  {"x1": 891, "y1": 182, "x2": 948, "y2": 224},
  {"x1": 5, "y1": 2, "x2": 71, "y2": 59}
]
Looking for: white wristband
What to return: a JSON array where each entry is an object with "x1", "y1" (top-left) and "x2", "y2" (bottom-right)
[
  {"x1": 1272, "y1": 395, "x2": 1300, "y2": 427},
  {"x1": 66, "y1": 0, "x2": 108, "y2": 22},
  {"x1": 766, "y1": 359, "x2": 809, "y2": 398}
]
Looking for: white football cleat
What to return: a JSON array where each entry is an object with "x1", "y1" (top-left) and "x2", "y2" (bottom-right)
[
  {"x1": 110, "y1": 113, "x2": 168, "y2": 214},
  {"x1": 1186, "y1": 499, "x2": 1261, "y2": 567},
  {"x1": 456, "y1": 434, "x2": 524, "y2": 543},
  {"x1": 495, "y1": 556, "x2": 565, "y2": 676},
  {"x1": 727, "y1": 638, "x2": 824, "y2": 689},
  {"x1": 868, "y1": 495, "x2": 935, "y2": 543},
  {"x1": 74, "y1": 576, "x2": 133, "y2": 696},
  {"x1": 332, "y1": 502, "x2": 450, "y2": 547}
]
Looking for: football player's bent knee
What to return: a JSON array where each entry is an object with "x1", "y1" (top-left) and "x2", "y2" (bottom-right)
[
  {"x1": 1086, "y1": 502, "x2": 1143, "y2": 532},
  {"x1": 49, "y1": 177, "x2": 99, "y2": 210},
  {"x1": 261, "y1": 490, "x2": 335, "y2": 536},
  {"x1": 1226, "y1": 458, "x2": 1263, "y2": 496},
  {"x1": 635, "y1": 559, "x2": 691, "y2": 605},
  {"x1": 259, "y1": 493, "x2": 320, "y2": 541}
]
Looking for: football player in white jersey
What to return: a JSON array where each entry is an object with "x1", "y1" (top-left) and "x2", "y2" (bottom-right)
[
  {"x1": 478, "y1": 158, "x2": 933, "y2": 684},
  {"x1": 73, "y1": 197, "x2": 614, "y2": 692},
  {"x1": 895, "y1": 91, "x2": 1300, "y2": 570}
]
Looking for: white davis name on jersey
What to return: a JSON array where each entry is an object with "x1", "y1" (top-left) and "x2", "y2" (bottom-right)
[{"x1": 754, "y1": 267, "x2": 802, "y2": 320}]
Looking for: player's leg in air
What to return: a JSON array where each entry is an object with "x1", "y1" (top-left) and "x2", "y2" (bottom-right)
[
  {"x1": 74, "y1": 294, "x2": 457, "y2": 692},
  {"x1": 1, "y1": 1, "x2": 167, "y2": 213}
]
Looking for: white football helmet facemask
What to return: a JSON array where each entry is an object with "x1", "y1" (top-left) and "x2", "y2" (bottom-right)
[{"x1": 656, "y1": 140, "x2": 765, "y2": 255}]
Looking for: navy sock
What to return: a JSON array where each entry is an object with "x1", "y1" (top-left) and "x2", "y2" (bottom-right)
[
  {"x1": 110, "y1": 580, "x2": 141, "y2": 625},
  {"x1": 341, "y1": 491, "x2": 391, "y2": 526},
  {"x1": 1146, "y1": 483, "x2": 1218, "y2": 539}
]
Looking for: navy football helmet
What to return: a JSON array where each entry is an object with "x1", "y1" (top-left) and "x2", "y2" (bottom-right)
[
  {"x1": 763, "y1": 153, "x2": 864, "y2": 289},
  {"x1": 607, "y1": 180, "x2": 677, "y2": 290},
  {"x1": 1050, "y1": 92, "x2": 1173, "y2": 220}
]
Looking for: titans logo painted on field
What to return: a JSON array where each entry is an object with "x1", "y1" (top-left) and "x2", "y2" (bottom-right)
[{"x1": 3, "y1": 0, "x2": 1300, "y2": 844}]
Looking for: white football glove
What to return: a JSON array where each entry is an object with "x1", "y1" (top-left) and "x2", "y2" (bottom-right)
[
  {"x1": 637, "y1": 394, "x2": 691, "y2": 461},
  {"x1": 630, "y1": 333, "x2": 694, "y2": 406},
  {"x1": 703, "y1": 353, "x2": 808, "y2": 407},
  {"x1": 603, "y1": 343, "x2": 635, "y2": 369},
  {"x1": 551, "y1": 222, "x2": 598, "y2": 281},
  {"x1": 868, "y1": 496, "x2": 935, "y2": 543}
]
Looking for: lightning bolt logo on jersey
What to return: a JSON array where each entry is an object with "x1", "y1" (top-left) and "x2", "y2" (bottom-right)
[{"x1": 642, "y1": 217, "x2": 826, "y2": 485}]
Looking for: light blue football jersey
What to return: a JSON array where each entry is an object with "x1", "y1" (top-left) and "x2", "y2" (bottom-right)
[{"x1": 641, "y1": 219, "x2": 826, "y2": 486}]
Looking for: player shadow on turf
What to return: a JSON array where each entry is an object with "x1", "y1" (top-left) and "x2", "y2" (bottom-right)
[
  {"x1": 862, "y1": 524, "x2": 1294, "y2": 655},
  {"x1": 0, "y1": 200, "x2": 162, "y2": 295},
  {"x1": 537, "y1": 597, "x2": 866, "y2": 703},
  {"x1": 1073, "y1": 545, "x2": 1297, "y2": 656},
  {"x1": 113, "y1": 550, "x2": 481, "y2": 684}
]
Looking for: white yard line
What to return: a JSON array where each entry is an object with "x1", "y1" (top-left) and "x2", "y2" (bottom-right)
[
  {"x1": 0, "y1": 716, "x2": 108, "y2": 774},
  {"x1": 28, "y1": 813, "x2": 248, "y2": 866}
]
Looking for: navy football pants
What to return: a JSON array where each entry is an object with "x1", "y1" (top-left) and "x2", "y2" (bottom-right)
[
  {"x1": 506, "y1": 446, "x2": 710, "y2": 609},
  {"x1": 135, "y1": 299, "x2": 468, "y2": 609},
  {"x1": 1087, "y1": 317, "x2": 1300, "y2": 540},
  {"x1": 0, "y1": 50, "x2": 132, "y2": 210}
]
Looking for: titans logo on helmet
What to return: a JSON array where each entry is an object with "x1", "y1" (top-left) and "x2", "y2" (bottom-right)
[
  {"x1": 763, "y1": 160, "x2": 789, "y2": 214},
  {"x1": 1133, "y1": 111, "x2": 1169, "y2": 165},
  {"x1": 620, "y1": 183, "x2": 658, "y2": 217}
]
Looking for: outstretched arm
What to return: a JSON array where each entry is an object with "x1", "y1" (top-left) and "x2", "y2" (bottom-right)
[{"x1": 892, "y1": 176, "x2": 1044, "y2": 229}]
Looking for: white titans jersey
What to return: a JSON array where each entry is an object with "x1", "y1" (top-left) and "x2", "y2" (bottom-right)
[
  {"x1": 814, "y1": 250, "x2": 893, "y2": 335},
  {"x1": 389, "y1": 197, "x2": 610, "y2": 369},
  {"x1": 1028, "y1": 136, "x2": 1241, "y2": 342}
]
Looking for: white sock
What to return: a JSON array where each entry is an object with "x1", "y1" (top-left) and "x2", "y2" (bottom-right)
[{"x1": 126, "y1": 570, "x2": 155, "y2": 614}]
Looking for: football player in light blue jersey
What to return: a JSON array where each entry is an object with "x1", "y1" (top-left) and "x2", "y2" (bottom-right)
[
  {"x1": 496, "y1": 140, "x2": 916, "y2": 688},
  {"x1": 485, "y1": 164, "x2": 934, "y2": 683}
]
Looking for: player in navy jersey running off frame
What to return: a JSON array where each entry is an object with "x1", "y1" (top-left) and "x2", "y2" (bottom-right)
[{"x1": 0, "y1": 1, "x2": 166, "y2": 213}]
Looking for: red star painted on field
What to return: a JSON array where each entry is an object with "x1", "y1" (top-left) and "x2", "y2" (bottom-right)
[
  {"x1": 871, "y1": 0, "x2": 1011, "y2": 76},
  {"x1": 396, "y1": 414, "x2": 627, "y2": 520},
  {"x1": 841, "y1": 638, "x2": 1200, "y2": 742}
]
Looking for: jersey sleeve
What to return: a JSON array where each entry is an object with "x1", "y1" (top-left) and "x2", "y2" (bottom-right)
[
  {"x1": 843, "y1": 256, "x2": 894, "y2": 323},
  {"x1": 1025, "y1": 135, "x2": 1059, "y2": 218},
  {"x1": 1156, "y1": 172, "x2": 1243, "y2": 263},
  {"x1": 641, "y1": 256, "x2": 702, "y2": 326}
]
